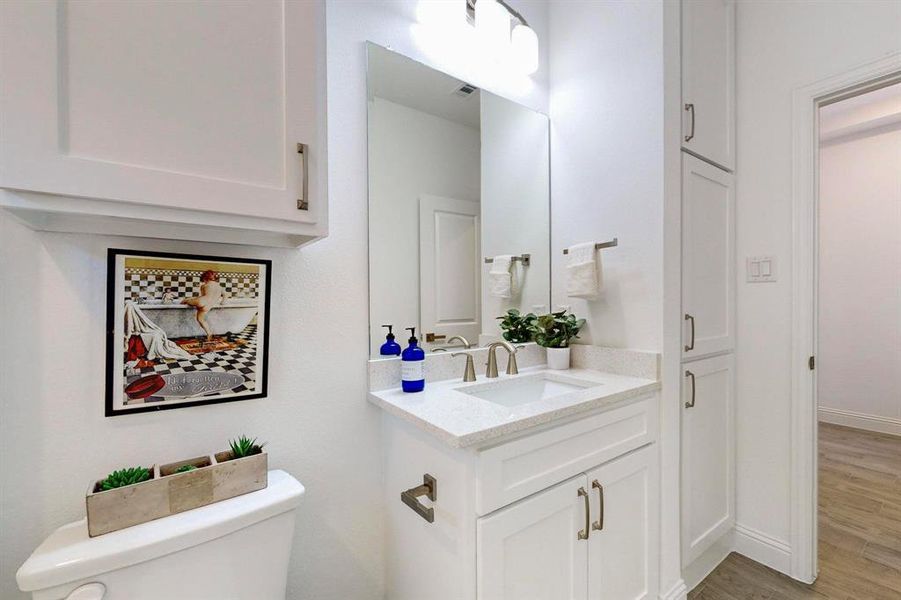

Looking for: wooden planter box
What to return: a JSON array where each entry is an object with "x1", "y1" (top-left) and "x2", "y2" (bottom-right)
[{"x1": 86, "y1": 451, "x2": 267, "y2": 537}]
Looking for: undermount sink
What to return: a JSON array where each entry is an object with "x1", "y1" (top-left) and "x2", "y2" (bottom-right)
[{"x1": 459, "y1": 372, "x2": 603, "y2": 407}]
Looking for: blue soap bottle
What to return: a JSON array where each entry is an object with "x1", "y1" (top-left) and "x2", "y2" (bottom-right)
[
  {"x1": 401, "y1": 327, "x2": 425, "y2": 393},
  {"x1": 379, "y1": 325, "x2": 402, "y2": 356}
]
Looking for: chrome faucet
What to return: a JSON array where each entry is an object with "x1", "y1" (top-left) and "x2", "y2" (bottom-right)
[
  {"x1": 486, "y1": 341, "x2": 518, "y2": 378},
  {"x1": 446, "y1": 335, "x2": 472, "y2": 349},
  {"x1": 451, "y1": 352, "x2": 477, "y2": 382}
]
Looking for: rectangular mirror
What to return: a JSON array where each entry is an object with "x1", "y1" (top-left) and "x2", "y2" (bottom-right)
[{"x1": 367, "y1": 43, "x2": 550, "y2": 357}]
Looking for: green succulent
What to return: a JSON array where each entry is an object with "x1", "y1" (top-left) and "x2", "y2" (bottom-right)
[
  {"x1": 174, "y1": 464, "x2": 197, "y2": 473},
  {"x1": 530, "y1": 311, "x2": 586, "y2": 349},
  {"x1": 496, "y1": 309, "x2": 537, "y2": 344},
  {"x1": 228, "y1": 435, "x2": 265, "y2": 459},
  {"x1": 100, "y1": 466, "x2": 151, "y2": 491}
]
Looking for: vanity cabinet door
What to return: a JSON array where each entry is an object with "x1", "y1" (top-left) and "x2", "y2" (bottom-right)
[
  {"x1": 681, "y1": 354, "x2": 734, "y2": 566},
  {"x1": 477, "y1": 475, "x2": 589, "y2": 600},
  {"x1": 682, "y1": 154, "x2": 735, "y2": 360},
  {"x1": 681, "y1": 0, "x2": 735, "y2": 170},
  {"x1": 0, "y1": 0, "x2": 322, "y2": 226},
  {"x1": 586, "y1": 446, "x2": 658, "y2": 600}
]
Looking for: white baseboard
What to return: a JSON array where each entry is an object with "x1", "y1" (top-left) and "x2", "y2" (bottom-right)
[
  {"x1": 682, "y1": 535, "x2": 733, "y2": 593},
  {"x1": 818, "y1": 406, "x2": 901, "y2": 437},
  {"x1": 660, "y1": 579, "x2": 687, "y2": 600},
  {"x1": 732, "y1": 524, "x2": 792, "y2": 575}
]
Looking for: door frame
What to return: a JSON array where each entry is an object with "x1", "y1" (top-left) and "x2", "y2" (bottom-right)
[{"x1": 789, "y1": 52, "x2": 901, "y2": 583}]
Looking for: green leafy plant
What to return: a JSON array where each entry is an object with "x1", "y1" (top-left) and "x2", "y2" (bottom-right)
[
  {"x1": 100, "y1": 467, "x2": 151, "y2": 491},
  {"x1": 496, "y1": 308, "x2": 537, "y2": 343},
  {"x1": 530, "y1": 311, "x2": 586, "y2": 348},
  {"x1": 175, "y1": 464, "x2": 197, "y2": 473},
  {"x1": 228, "y1": 435, "x2": 265, "y2": 459}
]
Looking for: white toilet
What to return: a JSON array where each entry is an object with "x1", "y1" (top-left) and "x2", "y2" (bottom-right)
[{"x1": 17, "y1": 470, "x2": 305, "y2": 600}]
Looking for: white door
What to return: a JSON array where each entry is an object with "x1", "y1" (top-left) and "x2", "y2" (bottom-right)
[
  {"x1": 682, "y1": 154, "x2": 735, "y2": 360},
  {"x1": 0, "y1": 0, "x2": 320, "y2": 224},
  {"x1": 586, "y1": 446, "x2": 658, "y2": 600},
  {"x1": 478, "y1": 475, "x2": 589, "y2": 600},
  {"x1": 681, "y1": 0, "x2": 735, "y2": 170},
  {"x1": 419, "y1": 195, "x2": 481, "y2": 350},
  {"x1": 681, "y1": 354, "x2": 734, "y2": 566}
]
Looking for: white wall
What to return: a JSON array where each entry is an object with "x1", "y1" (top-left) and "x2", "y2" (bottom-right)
[
  {"x1": 734, "y1": 0, "x2": 901, "y2": 553},
  {"x1": 480, "y1": 92, "x2": 550, "y2": 335},
  {"x1": 368, "y1": 97, "x2": 480, "y2": 355},
  {"x1": 0, "y1": 1, "x2": 550, "y2": 598},
  {"x1": 549, "y1": 0, "x2": 664, "y2": 352},
  {"x1": 817, "y1": 119, "x2": 901, "y2": 432}
]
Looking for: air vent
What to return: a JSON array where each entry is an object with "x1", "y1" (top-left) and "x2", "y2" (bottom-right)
[{"x1": 453, "y1": 83, "x2": 478, "y2": 98}]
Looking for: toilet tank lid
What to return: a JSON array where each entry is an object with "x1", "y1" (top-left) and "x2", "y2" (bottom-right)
[{"x1": 16, "y1": 469, "x2": 305, "y2": 592}]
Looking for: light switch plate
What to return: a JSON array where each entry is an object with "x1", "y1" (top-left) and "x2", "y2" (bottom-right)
[{"x1": 747, "y1": 256, "x2": 777, "y2": 282}]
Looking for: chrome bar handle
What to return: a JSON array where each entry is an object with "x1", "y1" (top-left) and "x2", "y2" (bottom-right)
[
  {"x1": 577, "y1": 486, "x2": 589, "y2": 540},
  {"x1": 401, "y1": 474, "x2": 437, "y2": 523},
  {"x1": 684, "y1": 313, "x2": 695, "y2": 352},
  {"x1": 591, "y1": 479, "x2": 604, "y2": 531},
  {"x1": 296, "y1": 143, "x2": 309, "y2": 210},
  {"x1": 684, "y1": 103, "x2": 695, "y2": 142},
  {"x1": 684, "y1": 370, "x2": 696, "y2": 408}
]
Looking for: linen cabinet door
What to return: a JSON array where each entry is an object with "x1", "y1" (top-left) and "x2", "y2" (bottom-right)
[
  {"x1": 0, "y1": 0, "x2": 321, "y2": 224},
  {"x1": 477, "y1": 475, "x2": 589, "y2": 600},
  {"x1": 586, "y1": 446, "x2": 658, "y2": 600},
  {"x1": 681, "y1": 354, "x2": 734, "y2": 566},
  {"x1": 682, "y1": 154, "x2": 735, "y2": 360},
  {"x1": 681, "y1": 0, "x2": 735, "y2": 169}
]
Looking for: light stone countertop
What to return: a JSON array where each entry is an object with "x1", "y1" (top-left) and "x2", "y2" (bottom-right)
[{"x1": 367, "y1": 366, "x2": 660, "y2": 448}]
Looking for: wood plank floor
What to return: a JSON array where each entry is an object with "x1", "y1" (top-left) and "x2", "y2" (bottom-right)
[{"x1": 689, "y1": 423, "x2": 901, "y2": 600}]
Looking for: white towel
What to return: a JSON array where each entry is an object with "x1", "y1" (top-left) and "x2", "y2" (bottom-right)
[
  {"x1": 123, "y1": 301, "x2": 194, "y2": 362},
  {"x1": 488, "y1": 255, "x2": 516, "y2": 298},
  {"x1": 566, "y1": 243, "x2": 602, "y2": 299}
]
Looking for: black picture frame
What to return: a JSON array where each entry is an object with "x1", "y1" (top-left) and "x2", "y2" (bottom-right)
[{"x1": 105, "y1": 248, "x2": 272, "y2": 416}]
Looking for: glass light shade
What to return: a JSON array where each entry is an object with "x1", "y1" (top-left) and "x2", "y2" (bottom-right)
[
  {"x1": 475, "y1": 0, "x2": 511, "y2": 57},
  {"x1": 511, "y1": 23, "x2": 539, "y2": 74}
]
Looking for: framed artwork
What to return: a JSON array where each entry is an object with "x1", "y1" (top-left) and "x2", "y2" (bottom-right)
[{"x1": 105, "y1": 249, "x2": 271, "y2": 416}]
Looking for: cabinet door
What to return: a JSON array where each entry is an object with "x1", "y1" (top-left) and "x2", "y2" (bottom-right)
[
  {"x1": 682, "y1": 154, "x2": 734, "y2": 359},
  {"x1": 478, "y1": 475, "x2": 589, "y2": 600},
  {"x1": 586, "y1": 446, "x2": 658, "y2": 600},
  {"x1": 0, "y1": 0, "x2": 320, "y2": 224},
  {"x1": 681, "y1": 0, "x2": 735, "y2": 170},
  {"x1": 681, "y1": 354, "x2": 734, "y2": 566}
]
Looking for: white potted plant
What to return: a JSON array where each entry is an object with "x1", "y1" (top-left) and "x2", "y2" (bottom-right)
[{"x1": 531, "y1": 310, "x2": 586, "y2": 370}]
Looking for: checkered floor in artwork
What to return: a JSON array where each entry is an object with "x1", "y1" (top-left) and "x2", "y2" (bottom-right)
[{"x1": 135, "y1": 324, "x2": 258, "y2": 400}]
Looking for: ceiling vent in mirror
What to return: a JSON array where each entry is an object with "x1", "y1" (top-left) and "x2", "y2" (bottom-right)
[{"x1": 453, "y1": 83, "x2": 479, "y2": 98}]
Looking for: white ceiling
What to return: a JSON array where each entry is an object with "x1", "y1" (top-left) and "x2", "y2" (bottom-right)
[{"x1": 367, "y1": 44, "x2": 481, "y2": 129}]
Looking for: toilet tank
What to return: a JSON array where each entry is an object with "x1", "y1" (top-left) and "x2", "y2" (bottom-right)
[{"x1": 17, "y1": 470, "x2": 305, "y2": 600}]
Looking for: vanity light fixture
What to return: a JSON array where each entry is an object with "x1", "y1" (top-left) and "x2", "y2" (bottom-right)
[{"x1": 467, "y1": 0, "x2": 539, "y2": 75}]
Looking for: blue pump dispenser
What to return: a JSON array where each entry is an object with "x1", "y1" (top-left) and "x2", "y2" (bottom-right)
[
  {"x1": 379, "y1": 325, "x2": 402, "y2": 356},
  {"x1": 401, "y1": 327, "x2": 425, "y2": 393}
]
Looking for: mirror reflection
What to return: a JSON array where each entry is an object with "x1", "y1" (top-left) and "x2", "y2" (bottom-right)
[{"x1": 367, "y1": 44, "x2": 550, "y2": 357}]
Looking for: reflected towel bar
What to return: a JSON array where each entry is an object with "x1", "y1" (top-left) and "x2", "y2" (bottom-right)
[
  {"x1": 563, "y1": 238, "x2": 618, "y2": 254},
  {"x1": 484, "y1": 254, "x2": 531, "y2": 266}
]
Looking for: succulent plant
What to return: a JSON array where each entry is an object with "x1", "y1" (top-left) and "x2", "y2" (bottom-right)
[
  {"x1": 228, "y1": 435, "x2": 265, "y2": 459},
  {"x1": 175, "y1": 464, "x2": 197, "y2": 473},
  {"x1": 100, "y1": 466, "x2": 151, "y2": 491}
]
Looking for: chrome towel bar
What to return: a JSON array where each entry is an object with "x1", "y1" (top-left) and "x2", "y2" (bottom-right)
[
  {"x1": 562, "y1": 238, "x2": 618, "y2": 254},
  {"x1": 484, "y1": 254, "x2": 531, "y2": 266}
]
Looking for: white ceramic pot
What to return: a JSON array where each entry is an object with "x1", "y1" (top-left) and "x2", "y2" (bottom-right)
[{"x1": 546, "y1": 347, "x2": 571, "y2": 370}]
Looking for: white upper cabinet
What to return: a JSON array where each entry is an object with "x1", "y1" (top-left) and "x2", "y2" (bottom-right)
[
  {"x1": 681, "y1": 0, "x2": 735, "y2": 170},
  {"x1": 682, "y1": 154, "x2": 735, "y2": 360},
  {"x1": 0, "y1": 0, "x2": 326, "y2": 247}
]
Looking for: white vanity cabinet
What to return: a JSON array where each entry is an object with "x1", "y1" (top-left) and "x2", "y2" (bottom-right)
[
  {"x1": 681, "y1": 0, "x2": 735, "y2": 170},
  {"x1": 0, "y1": 0, "x2": 326, "y2": 247},
  {"x1": 383, "y1": 395, "x2": 659, "y2": 600}
]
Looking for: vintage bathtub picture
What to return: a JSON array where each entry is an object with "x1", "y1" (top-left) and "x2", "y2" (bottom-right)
[{"x1": 105, "y1": 249, "x2": 271, "y2": 415}]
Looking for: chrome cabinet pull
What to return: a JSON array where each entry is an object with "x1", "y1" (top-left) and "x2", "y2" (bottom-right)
[
  {"x1": 684, "y1": 313, "x2": 695, "y2": 352},
  {"x1": 401, "y1": 474, "x2": 437, "y2": 523},
  {"x1": 685, "y1": 370, "x2": 696, "y2": 408},
  {"x1": 577, "y1": 487, "x2": 589, "y2": 540},
  {"x1": 591, "y1": 479, "x2": 604, "y2": 531},
  {"x1": 684, "y1": 103, "x2": 695, "y2": 142},
  {"x1": 296, "y1": 143, "x2": 309, "y2": 210}
]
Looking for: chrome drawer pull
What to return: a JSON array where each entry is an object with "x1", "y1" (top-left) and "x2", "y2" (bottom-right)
[
  {"x1": 684, "y1": 313, "x2": 695, "y2": 352},
  {"x1": 401, "y1": 474, "x2": 437, "y2": 523},
  {"x1": 577, "y1": 486, "x2": 589, "y2": 540},
  {"x1": 296, "y1": 142, "x2": 309, "y2": 210},
  {"x1": 685, "y1": 370, "x2": 696, "y2": 408},
  {"x1": 591, "y1": 479, "x2": 604, "y2": 531}
]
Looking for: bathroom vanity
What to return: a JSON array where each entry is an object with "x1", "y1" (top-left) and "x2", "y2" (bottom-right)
[{"x1": 368, "y1": 346, "x2": 661, "y2": 600}]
